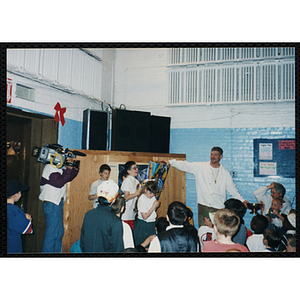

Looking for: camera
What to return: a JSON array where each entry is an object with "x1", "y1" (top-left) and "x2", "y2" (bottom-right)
[{"x1": 32, "y1": 144, "x2": 86, "y2": 169}]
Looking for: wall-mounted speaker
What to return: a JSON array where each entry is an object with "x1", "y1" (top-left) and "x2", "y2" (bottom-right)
[
  {"x1": 82, "y1": 109, "x2": 109, "y2": 150},
  {"x1": 150, "y1": 115, "x2": 171, "y2": 153},
  {"x1": 111, "y1": 109, "x2": 151, "y2": 152}
]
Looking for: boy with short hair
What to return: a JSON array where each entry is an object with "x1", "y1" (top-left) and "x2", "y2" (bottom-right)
[
  {"x1": 198, "y1": 211, "x2": 217, "y2": 251},
  {"x1": 202, "y1": 209, "x2": 249, "y2": 252},
  {"x1": 262, "y1": 229, "x2": 281, "y2": 252},
  {"x1": 89, "y1": 164, "x2": 111, "y2": 208},
  {"x1": 7, "y1": 179, "x2": 33, "y2": 253},
  {"x1": 148, "y1": 201, "x2": 198, "y2": 252},
  {"x1": 246, "y1": 214, "x2": 268, "y2": 252}
]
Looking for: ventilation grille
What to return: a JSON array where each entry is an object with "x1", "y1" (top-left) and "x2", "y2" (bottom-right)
[{"x1": 16, "y1": 84, "x2": 35, "y2": 101}]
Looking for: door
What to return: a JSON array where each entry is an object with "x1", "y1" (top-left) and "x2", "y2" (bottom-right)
[{"x1": 7, "y1": 107, "x2": 58, "y2": 253}]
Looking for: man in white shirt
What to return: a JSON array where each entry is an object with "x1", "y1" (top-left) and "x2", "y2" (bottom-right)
[{"x1": 163, "y1": 147, "x2": 248, "y2": 227}]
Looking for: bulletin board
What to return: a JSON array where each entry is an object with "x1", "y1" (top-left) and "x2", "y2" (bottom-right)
[{"x1": 253, "y1": 139, "x2": 295, "y2": 178}]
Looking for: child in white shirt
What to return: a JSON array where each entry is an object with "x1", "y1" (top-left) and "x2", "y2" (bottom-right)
[
  {"x1": 246, "y1": 214, "x2": 268, "y2": 252},
  {"x1": 198, "y1": 211, "x2": 217, "y2": 251},
  {"x1": 121, "y1": 161, "x2": 141, "y2": 230},
  {"x1": 133, "y1": 180, "x2": 160, "y2": 246},
  {"x1": 88, "y1": 164, "x2": 111, "y2": 208}
]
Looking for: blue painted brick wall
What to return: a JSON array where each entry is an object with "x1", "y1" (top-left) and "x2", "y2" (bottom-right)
[
  {"x1": 170, "y1": 127, "x2": 296, "y2": 229},
  {"x1": 58, "y1": 121, "x2": 296, "y2": 230},
  {"x1": 58, "y1": 118, "x2": 83, "y2": 150}
]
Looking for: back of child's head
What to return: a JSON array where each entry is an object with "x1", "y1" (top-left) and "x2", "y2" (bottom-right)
[
  {"x1": 167, "y1": 201, "x2": 188, "y2": 225},
  {"x1": 263, "y1": 229, "x2": 282, "y2": 249},
  {"x1": 155, "y1": 217, "x2": 169, "y2": 233},
  {"x1": 99, "y1": 164, "x2": 111, "y2": 174},
  {"x1": 111, "y1": 195, "x2": 126, "y2": 215},
  {"x1": 213, "y1": 209, "x2": 240, "y2": 237},
  {"x1": 250, "y1": 214, "x2": 268, "y2": 234},
  {"x1": 124, "y1": 161, "x2": 136, "y2": 172},
  {"x1": 224, "y1": 198, "x2": 247, "y2": 221}
]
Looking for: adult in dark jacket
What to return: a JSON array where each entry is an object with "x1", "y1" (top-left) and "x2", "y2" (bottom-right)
[{"x1": 80, "y1": 180, "x2": 124, "y2": 253}]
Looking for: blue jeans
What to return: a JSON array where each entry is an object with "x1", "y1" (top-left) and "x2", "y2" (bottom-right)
[{"x1": 42, "y1": 200, "x2": 64, "y2": 253}]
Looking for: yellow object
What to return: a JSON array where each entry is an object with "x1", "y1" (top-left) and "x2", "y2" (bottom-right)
[{"x1": 50, "y1": 151, "x2": 64, "y2": 168}]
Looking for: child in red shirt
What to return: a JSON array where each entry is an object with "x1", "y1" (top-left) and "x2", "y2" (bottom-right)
[{"x1": 202, "y1": 209, "x2": 249, "y2": 252}]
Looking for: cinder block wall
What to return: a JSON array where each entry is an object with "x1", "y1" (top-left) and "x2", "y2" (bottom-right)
[{"x1": 170, "y1": 127, "x2": 296, "y2": 229}]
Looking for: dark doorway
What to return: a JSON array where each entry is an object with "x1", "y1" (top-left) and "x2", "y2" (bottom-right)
[
  {"x1": 7, "y1": 107, "x2": 58, "y2": 253},
  {"x1": 7, "y1": 115, "x2": 31, "y2": 212}
]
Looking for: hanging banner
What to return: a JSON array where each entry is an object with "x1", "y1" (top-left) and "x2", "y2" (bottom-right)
[
  {"x1": 7, "y1": 78, "x2": 13, "y2": 103},
  {"x1": 143, "y1": 161, "x2": 170, "y2": 200}
]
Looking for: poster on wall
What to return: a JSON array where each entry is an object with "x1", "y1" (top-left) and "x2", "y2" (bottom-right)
[
  {"x1": 259, "y1": 162, "x2": 277, "y2": 176},
  {"x1": 254, "y1": 138, "x2": 295, "y2": 178},
  {"x1": 259, "y1": 143, "x2": 273, "y2": 160}
]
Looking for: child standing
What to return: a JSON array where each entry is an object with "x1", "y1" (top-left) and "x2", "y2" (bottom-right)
[
  {"x1": 198, "y1": 211, "x2": 217, "y2": 251},
  {"x1": 89, "y1": 164, "x2": 111, "y2": 208},
  {"x1": 246, "y1": 214, "x2": 268, "y2": 252},
  {"x1": 7, "y1": 179, "x2": 33, "y2": 253},
  {"x1": 111, "y1": 194, "x2": 135, "y2": 249},
  {"x1": 202, "y1": 209, "x2": 249, "y2": 252},
  {"x1": 121, "y1": 161, "x2": 141, "y2": 230},
  {"x1": 133, "y1": 180, "x2": 160, "y2": 246}
]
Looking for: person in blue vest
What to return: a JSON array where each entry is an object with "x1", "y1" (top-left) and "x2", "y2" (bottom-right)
[
  {"x1": 148, "y1": 201, "x2": 198, "y2": 252},
  {"x1": 7, "y1": 179, "x2": 33, "y2": 253}
]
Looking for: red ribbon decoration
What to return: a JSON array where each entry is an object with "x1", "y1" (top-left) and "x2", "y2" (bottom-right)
[{"x1": 54, "y1": 102, "x2": 66, "y2": 126}]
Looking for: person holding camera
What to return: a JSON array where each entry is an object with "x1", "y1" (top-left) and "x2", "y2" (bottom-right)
[{"x1": 39, "y1": 158, "x2": 79, "y2": 253}]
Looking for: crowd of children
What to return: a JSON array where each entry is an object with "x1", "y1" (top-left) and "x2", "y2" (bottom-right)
[
  {"x1": 85, "y1": 162, "x2": 297, "y2": 253},
  {"x1": 7, "y1": 158, "x2": 296, "y2": 254}
]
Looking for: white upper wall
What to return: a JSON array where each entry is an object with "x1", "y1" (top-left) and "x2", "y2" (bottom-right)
[
  {"x1": 114, "y1": 48, "x2": 295, "y2": 129},
  {"x1": 114, "y1": 48, "x2": 168, "y2": 108},
  {"x1": 7, "y1": 47, "x2": 295, "y2": 129},
  {"x1": 7, "y1": 48, "x2": 116, "y2": 122}
]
